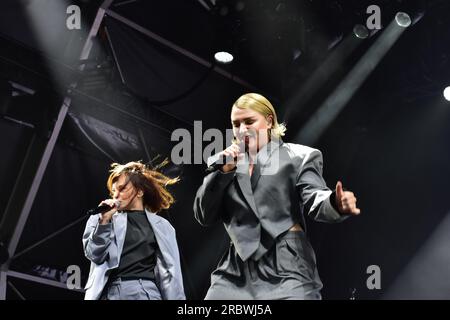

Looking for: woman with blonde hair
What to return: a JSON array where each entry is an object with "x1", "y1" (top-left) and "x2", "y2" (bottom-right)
[
  {"x1": 82, "y1": 160, "x2": 185, "y2": 300},
  {"x1": 194, "y1": 93, "x2": 360, "y2": 300}
]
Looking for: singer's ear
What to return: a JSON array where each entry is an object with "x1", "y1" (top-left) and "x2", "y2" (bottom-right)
[{"x1": 266, "y1": 115, "x2": 273, "y2": 128}]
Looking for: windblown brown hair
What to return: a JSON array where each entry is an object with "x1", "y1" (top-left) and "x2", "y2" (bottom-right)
[{"x1": 106, "y1": 160, "x2": 179, "y2": 213}]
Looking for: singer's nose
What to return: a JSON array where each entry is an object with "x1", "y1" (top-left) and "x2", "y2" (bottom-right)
[{"x1": 239, "y1": 123, "x2": 248, "y2": 136}]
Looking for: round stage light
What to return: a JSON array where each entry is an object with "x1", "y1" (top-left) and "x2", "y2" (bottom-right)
[
  {"x1": 214, "y1": 51, "x2": 234, "y2": 64},
  {"x1": 395, "y1": 12, "x2": 412, "y2": 28},
  {"x1": 443, "y1": 86, "x2": 450, "y2": 102}
]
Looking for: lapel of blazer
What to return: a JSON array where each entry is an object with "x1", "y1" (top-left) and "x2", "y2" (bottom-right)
[
  {"x1": 250, "y1": 139, "x2": 283, "y2": 190},
  {"x1": 235, "y1": 139, "x2": 282, "y2": 217},
  {"x1": 111, "y1": 212, "x2": 127, "y2": 267},
  {"x1": 235, "y1": 153, "x2": 259, "y2": 217},
  {"x1": 146, "y1": 211, "x2": 162, "y2": 236}
]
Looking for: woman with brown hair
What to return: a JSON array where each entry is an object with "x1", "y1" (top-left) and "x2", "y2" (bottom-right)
[{"x1": 82, "y1": 161, "x2": 185, "y2": 300}]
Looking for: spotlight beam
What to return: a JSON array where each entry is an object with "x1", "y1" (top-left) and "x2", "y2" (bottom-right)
[
  {"x1": 0, "y1": 0, "x2": 114, "y2": 300},
  {"x1": 384, "y1": 211, "x2": 450, "y2": 299},
  {"x1": 283, "y1": 30, "x2": 365, "y2": 123},
  {"x1": 294, "y1": 17, "x2": 408, "y2": 145}
]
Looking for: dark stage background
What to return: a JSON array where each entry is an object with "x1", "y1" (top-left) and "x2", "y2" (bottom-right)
[{"x1": 1, "y1": 0, "x2": 450, "y2": 300}]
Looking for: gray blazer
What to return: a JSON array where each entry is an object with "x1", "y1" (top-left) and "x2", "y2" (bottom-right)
[
  {"x1": 194, "y1": 140, "x2": 348, "y2": 261},
  {"x1": 82, "y1": 210, "x2": 185, "y2": 300}
]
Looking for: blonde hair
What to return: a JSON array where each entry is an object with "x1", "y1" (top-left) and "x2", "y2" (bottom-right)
[
  {"x1": 107, "y1": 160, "x2": 179, "y2": 213},
  {"x1": 232, "y1": 93, "x2": 286, "y2": 138}
]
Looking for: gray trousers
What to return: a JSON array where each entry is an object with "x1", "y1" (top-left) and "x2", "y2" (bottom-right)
[
  {"x1": 205, "y1": 231, "x2": 323, "y2": 300},
  {"x1": 100, "y1": 278, "x2": 162, "y2": 300}
]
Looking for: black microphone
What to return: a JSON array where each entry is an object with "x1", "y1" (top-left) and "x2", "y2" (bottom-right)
[
  {"x1": 87, "y1": 200, "x2": 121, "y2": 215},
  {"x1": 205, "y1": 154, "x2": 236, "y2": 173}
]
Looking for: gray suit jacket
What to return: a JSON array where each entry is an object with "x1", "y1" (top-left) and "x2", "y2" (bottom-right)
[
  {"x1": 194, "y1": 140, "x2": 348, "y2": 261},
  {"x1": 82, "y1": 210, "x2": 185, "y2": 300}
]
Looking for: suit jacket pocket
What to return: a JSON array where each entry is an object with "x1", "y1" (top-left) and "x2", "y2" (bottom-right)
[
  {"x1": 276, "y1": 237, "x2": 315, "y2": 281},
  {"x1": 214, "y1": 243, "x2": 241, "y2": 277}
]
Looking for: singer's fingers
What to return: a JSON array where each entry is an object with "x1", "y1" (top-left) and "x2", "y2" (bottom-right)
[
  {"x1": 224, "y1": 147, "x2": 239, "y2": 159},
  {"x1": 232, "y1": 143, "x2": 241, "y2": 150},
  {"x1": 336, "y1": 181, "x2": 344, "y2": 199},
  {"x1": 231, "y1": 142, "x2": 241, "y2": 150},
  {"x1": 99, "y1": 199, "x2": 115, "y2": 207},
  {"x1": 222, "y1": 150, "x2": 233, "y2": 160},
  {"x1": 108, "y1": 199, "x2": 118, "y2": 207},
  {"x1": 223, "y1": 147, "x2": 236, "y2": 157}
]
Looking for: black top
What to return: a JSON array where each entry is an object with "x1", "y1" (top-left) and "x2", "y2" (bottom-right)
[{"x1": 110, "y1": 210, "x2": 157, "y2": 281}]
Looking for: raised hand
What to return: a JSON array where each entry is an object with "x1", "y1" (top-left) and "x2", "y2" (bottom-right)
[{"x1": 335, "y1": 181, "x2": 361, "y2": 215}]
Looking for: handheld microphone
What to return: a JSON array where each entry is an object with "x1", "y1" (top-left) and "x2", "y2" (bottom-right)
[
  {"x1": 87, "y1": 200, "x2": 121, "y2": 216},
  {"x1": 206, "y1": 139, "x2": 244, "y2": 173},
  {"x1": 205, "y1": 154, "x2": 236, "y2": 173}
]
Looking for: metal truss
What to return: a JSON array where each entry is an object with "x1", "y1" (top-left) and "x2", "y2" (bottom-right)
[
  {"x1": 0, "y1": 0, "x2": 256, "y2": 299},
  {"x1": 0, "y1": 0, "x2": 114, "y2": 300}
]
